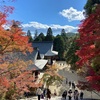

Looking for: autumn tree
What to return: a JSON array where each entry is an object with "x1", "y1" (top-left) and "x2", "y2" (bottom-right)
[
  {"x1": 76, "y1": 5, "x2": 100, "y2": 91},
  {"x1": 0, "y1": 5, "x2": 42, "y2": 99},
  {"x1": 0, "y1": 18, "x2": 33, "y2": 99},
  {"x1": 41, "y1": 63, "x2": 63, "y2": 88}
]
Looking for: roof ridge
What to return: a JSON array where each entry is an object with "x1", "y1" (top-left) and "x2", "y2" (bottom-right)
[{"x1": 33, "y1": 41, "x2": 53, "y2": 43}]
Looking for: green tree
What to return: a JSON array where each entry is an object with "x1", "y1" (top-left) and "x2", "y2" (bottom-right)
[
  {"x1": 42, "y1": 64, "x2": 63, "y2": 88},
  {"x1": 45, "y1": 27, "x2": 54, "y2": 41},
  {"x1": 27, "y1": 30, "x2": 33, "y2": 42},
  {"x1": 84, "y1": 0, "x2": 100, "y2": 16},
  {"x1": 61, "y1": 29, "x2": 66, "y2": 36},
  {"x1": 34, "y1": 32, "x2": 45, "y2": 41},
  {"x1": 65, "y1": 34, "x2": 79, "y2": 70},
  {"x1": 61, "y1": 29, "x2": 68, "y2": 51},
  {"x1": 34, "y1": 30, "x2": 38, "y2": 40},
  {"x1": 61, "y1": 29, "x2": 68, "y2": 42},
  {"x1": 53, "y1": 35, "x2": 65, "y2": 60}
]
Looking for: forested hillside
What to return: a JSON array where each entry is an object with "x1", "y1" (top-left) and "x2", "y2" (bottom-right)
[{"x1": 27, "y1": 28, "x2": 78, "y2": 61}]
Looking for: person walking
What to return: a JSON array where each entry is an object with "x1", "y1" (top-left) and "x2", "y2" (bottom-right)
[
  {"x1": 36, "y1": 87, "x2": 42, "y2": 100},
  {"x1": 46, "y1": 88, "x2": 51, "y2": 100},
  {"x1": 69, "y1": 81, "x2": 71, "y2": 87},
  {"x1": 80, "y1": 91, "x2": 84, "y2": 100},
  {"x1": 62, "y1": 90, "x2": 67, "y2": 100},
  {"x1": 68, "y1": 89, "x2": 72, "y2": 100},
  {"x1": 72, "y1": 81, "x2": 76, "y2": 89},
  {"x1": 43, "y1": 88, "x2": 46, "y2": 98},
  {"x1": 74, "y1": 90, "x2": 79, "y2": 100},
  {"x1": 66, "y1": 78, "x2": 68, "y2": 84}
]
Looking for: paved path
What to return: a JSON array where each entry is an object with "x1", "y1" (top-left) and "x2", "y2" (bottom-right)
[
  {"x1": 48, "y1": 64, "x2": 100, "y2": 100},
  {"x1": 20, "y1": 63, "x2": 100, "y2": 100},
  {"x1": 20, "y1": 96, "x2": 100, "y2": 100},
  {"x1": 20, "y1": 96, "x2": 61, "y2": 100},
  {"x1": 57, "y1": 66, "x2": 100, "y2": 100}
]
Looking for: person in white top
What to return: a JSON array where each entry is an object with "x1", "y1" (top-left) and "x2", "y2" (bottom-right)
[
  {"x1": 74, "y1": 89, "x2": 79, "y2": 100},
  {"x1": 36, "y1": 87, "x2": 42, "y2": 100}
]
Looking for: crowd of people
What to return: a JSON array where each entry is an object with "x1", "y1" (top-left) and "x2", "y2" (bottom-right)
[
  {"x1": 62, "y1": 89, "x2": 84, "y2": 100},
  {"x1": 62, "y1": 80, "x2": 84, "y2": 100},
  {"x1": 36, "y1": 80, "x2": 84, "y2": 100}
]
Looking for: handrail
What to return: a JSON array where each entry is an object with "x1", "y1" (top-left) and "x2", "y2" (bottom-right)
[{"x1": 93, "y1": 90, "x2": 100, "y2": 97}]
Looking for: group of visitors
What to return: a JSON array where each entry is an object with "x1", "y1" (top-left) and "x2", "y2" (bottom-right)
[
  {"x1": 62, "y1": 89, "x2": 84, "y2": 100},
  {"x1": 62, "y1": 79, "x2": 84, "y2": 100},
  {"x1": 36, "y1": 79, "x2": 84, "y2": 100},
  {"x1": 36, "y1": 87, "x2": 51, "y2": 100},
  {"x1": 68, "y1": 81, "x2": 76, "y2": 89}
]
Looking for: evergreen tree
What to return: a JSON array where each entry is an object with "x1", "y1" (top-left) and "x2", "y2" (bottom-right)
[
  {"x1": 53, "y1": 35, "x2": 65, "y2": 60},
  {"x1": 84, "y1": 0, "x2": 100, "y2": 16},
  {"x1": 61, "y1": 29, "x2": 68, "y2": 51},
  {"x1": 27, "y1": 30, "x2": 31, "y2": 36},
  {"x1": 65, "y1": 34, "x2": 79, "y2": 70},
  {"x1": 34, "y1": 32, "x2": 45, "y2": 41},
  {"x1": 27, "y1": 30, "x2": 33, "y2": 42},
  {"x1": 45, "y1": 27, "x2": 54, "y2": 41},
  {"x1": 34, "y1": 30, "x2": 38, "y2": 40},
  {"x1": 47, "y1": 27, "x2": 53, "y2": 36},
  {"x1": 61, "y1": 29, "x2": 66, "y2": 36}
]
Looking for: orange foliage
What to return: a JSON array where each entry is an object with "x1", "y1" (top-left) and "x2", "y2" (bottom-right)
[{"x1": 0, "y1": 5, "x2": 40, "y2": 99}]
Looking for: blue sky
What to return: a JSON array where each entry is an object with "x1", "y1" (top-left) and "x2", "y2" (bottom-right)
[{"x1": 5, "y1": 0, "x2": 87, "y2": 36}]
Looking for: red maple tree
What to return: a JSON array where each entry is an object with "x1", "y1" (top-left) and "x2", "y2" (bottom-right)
[
  {"x1": 76, "y1": 5, "x2": 100, "y2": 91},
  {"x1": 0, "y1": 5, "x2": 42, "y2": 99}
]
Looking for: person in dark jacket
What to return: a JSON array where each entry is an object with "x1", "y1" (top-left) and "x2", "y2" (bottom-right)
[
  {"x1": 80, "y1": 91, "x2": 84, "y2": 100},
  {"x1": 72, "y1": 82, "x2": 76, "y2": 89},
  {"x1": 69, "y1": 81, "x2": 71, "y2": 87},
  {"x1": 62, "y1": 90, "x2": 67, "y2": 99},
  {"x1": 68, "y1": 89, "x2": 72, "y2": 100},
  {"x1": 46, "y1": 88, "x2": 51, "y2": 100}
]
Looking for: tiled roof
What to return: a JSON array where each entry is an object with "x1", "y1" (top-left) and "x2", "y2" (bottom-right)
[
  {"x1": 32, "y1": 41, "x2": 53, "y2": 54},
  {"x1": 32, "y1": 41, "x2": 58, "y2": 57},
  {"x1": 27, "y1": 59, "x2": 48, "y2": 70},
  {"x1": 45, "y1": 50, "x2": 58, "y2": 56},
  {"x1": 6, "y1": 41, "x2": 57, "y2": 70},
  {"x1": 13, "y1": 49, "x2": 39, "y2": 63}
]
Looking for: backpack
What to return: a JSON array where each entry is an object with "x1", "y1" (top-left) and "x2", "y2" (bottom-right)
[{"x1": 37, "y1": 88, "x2": 42, "y2": 95}]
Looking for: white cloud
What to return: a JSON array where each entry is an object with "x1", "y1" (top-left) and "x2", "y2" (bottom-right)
[
  {"x1": 22, "y1": 21, "x2": 78, "y2": 35},
  {"x1": 59, "y1": 7, "x2": 85, "y2": 21},
  {"x1": 51, "y1": 24, "x2": 77, "y2": 30},
  {"x1": 22, "y1": 21, "x2": 78, "y2": 33},
  {"x1": 22, "y1": 22, "x2": 49, "y2": 29}
]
